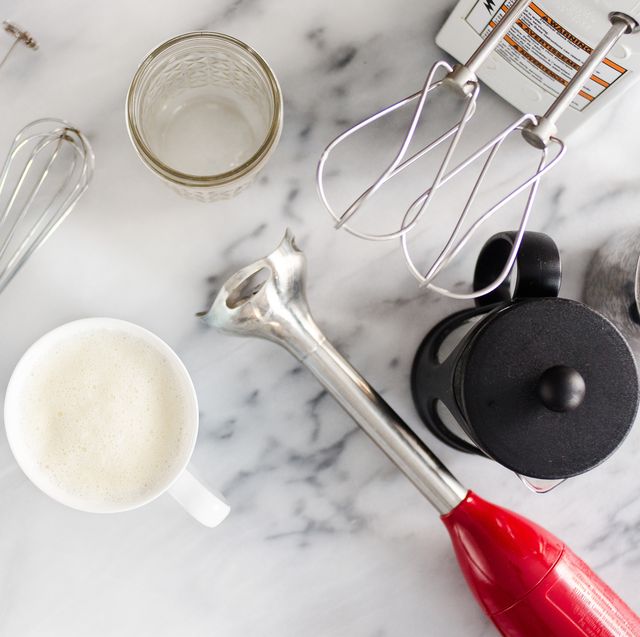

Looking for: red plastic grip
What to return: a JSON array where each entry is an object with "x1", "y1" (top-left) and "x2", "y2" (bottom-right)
[{"x1": 442, "y1": 492, "x2": 640, "y2": 636}]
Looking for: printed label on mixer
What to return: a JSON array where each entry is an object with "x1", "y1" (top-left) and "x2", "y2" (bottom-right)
[
  {"x1": 546, "y1": 551, "x2": 640, "y2": 636},
  {"x1": 466, "y1": 0, "x2": 628, "y2": 111}
]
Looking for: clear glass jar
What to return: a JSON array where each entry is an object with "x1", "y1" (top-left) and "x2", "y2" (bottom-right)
[{"x1": 126, "y1": 32, "x2": 283, "y2": 202}]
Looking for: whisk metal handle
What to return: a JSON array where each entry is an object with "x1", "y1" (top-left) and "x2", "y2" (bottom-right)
[{"x1": 523, "y1": 13, "x2": 639, "y2": 149}]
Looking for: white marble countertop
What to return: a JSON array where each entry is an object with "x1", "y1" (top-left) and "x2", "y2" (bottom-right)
[{"x1": 1, "y1": 1, "x2": 640, "y2": 635}]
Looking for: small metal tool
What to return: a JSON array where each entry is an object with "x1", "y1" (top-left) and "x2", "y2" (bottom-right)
[
  {"x1": 317, "y1": 11, "x2": 638, "y2": 300},
  {"x1": 0, "y1": 119, "x2": 94, "y2": 294},
  {"x1": 1, "y1": 21, "x2": 37, "y2": 73}
]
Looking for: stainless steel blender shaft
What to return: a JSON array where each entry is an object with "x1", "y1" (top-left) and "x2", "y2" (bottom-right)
[{"x1": 203, "y1": 231, "x2": 468, "y2": 514}]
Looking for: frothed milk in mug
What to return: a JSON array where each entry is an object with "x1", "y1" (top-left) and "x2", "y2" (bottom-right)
[{"x1": 5, "y1": 319, "x2": 228, "y2": 523}]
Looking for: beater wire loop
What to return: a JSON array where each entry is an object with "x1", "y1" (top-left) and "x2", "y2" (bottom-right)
[{"x1": 316, "y1": 8, "x2": 635, "y2": 300}]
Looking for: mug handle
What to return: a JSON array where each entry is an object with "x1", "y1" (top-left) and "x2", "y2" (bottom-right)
[{"x1": 168, "y1": 469, "x2": 230, "y2": 527}]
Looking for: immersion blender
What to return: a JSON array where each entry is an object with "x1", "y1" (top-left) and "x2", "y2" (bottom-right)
[{"x1": 203, "y1": 231, "x2": 640, "y2": 636}]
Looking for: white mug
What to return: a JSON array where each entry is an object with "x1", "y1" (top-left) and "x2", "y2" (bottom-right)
[{"x1": 4, "y1": 318, "x2": 230, "y2": 527}]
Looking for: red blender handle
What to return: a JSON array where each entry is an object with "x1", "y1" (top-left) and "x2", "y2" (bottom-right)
[{"x1": 442, "y1": 492, "x2": 640, "y2": 636}]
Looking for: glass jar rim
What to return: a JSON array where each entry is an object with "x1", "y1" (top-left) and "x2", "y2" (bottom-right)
[{"x1": 126, "y1": 31, "x2": 283, "y2": 187}]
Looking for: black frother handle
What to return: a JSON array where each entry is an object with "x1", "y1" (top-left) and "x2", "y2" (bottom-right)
[{"x1": 473, "y1": 231, "x2": 562, "y2": 307}]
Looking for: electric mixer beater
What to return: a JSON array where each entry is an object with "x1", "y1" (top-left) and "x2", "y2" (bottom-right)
[
  {"x1": 317, "y1": 8, "x2": 639, "y2": 299},
  {"x1": 204, "y1": 232, "x2": 640, "y2": 636}
]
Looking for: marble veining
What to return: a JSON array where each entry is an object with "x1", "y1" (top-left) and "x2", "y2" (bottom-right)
[{"x1": 1, "y1": 0, "x2": 640, "y2": 635}]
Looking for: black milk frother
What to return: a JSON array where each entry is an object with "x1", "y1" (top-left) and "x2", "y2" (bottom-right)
[{"x1": 412, "y1": 231, "x2": 639, "y2": 483}]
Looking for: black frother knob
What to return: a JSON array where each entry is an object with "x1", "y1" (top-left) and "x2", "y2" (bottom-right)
[{"x1": 537, "y1": 365, "x2": 586, "y2": 412}]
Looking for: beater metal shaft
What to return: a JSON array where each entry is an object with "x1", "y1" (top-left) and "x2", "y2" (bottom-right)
[
  {"x1": 523, "y1": 12, "x2": 639, "y2": 149},
  {"x1": 446, "y1": 0, "x2": 530, "y2": 93}
]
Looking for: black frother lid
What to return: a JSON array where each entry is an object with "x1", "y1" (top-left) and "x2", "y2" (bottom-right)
[{"x1": 459, "y1": 297, "x2": 639, "y2": 479}]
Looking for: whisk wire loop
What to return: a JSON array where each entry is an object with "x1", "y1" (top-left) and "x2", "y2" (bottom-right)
[{"x1": 0, "y1": 119, "x2": 94, "y2": 293}]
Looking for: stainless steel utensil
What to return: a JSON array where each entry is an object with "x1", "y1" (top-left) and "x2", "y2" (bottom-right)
[
  {"x1": 0, "y1": 119, "x2": 94, "y2": 294},
  {"x1": 203, "y1": 229, "x2": 466, "y2": 513},
  {"x1": 202, "y1": 231, "x2": 640, "y2": 634},
  {"x1": 1, "y1": 21, "x2": 37, "y2": 73},
  {"x1": 317, "y1": 11, "x2": 638, "y2": 300}
]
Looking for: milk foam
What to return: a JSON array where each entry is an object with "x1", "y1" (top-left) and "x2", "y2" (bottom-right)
[{"x1": 9, "y1": 325, "x2": 194, "y2": 511}]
